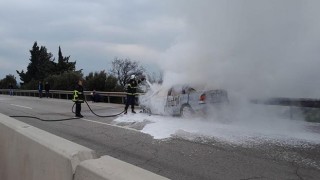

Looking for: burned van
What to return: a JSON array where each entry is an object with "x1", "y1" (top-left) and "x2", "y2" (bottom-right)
[{"x1": 140, "y1": 85, "x2": 229, "y2": 117}]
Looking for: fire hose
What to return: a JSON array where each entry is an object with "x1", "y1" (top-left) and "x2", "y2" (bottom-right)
[{"x1": 10, "y1": 100, "x2": 125, "y2": 122}]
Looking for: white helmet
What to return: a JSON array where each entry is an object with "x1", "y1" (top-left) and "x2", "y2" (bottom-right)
[{"x1": 130, "y1": 74, "x2": 135, "y2": 79}]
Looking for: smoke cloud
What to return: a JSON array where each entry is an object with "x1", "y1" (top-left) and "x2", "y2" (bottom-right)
[
  {"x1": 159, "y1": 0, "x2": 320, "y2": 99},
  {"x1": 134, "y1": 1, "x2": 320, "y2": 145}
]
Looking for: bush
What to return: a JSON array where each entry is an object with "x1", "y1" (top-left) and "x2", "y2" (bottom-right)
[
  {"x1": 20, "y1": 79, "x2": 39, "y2": 90},
  {"x1": 0, "y1": 74, "x2": 18, "y2": 89},
  {"x1": 45, "y1": 71, "x2": 83, "y2": 90},
  {"x1": 85, "y1": 71, "x2": 121, "y2": 92}
]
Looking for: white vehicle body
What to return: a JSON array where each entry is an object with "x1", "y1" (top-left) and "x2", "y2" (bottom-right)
[{"x1": 139, "y1": 84, "x2": 229, "y2": 117}]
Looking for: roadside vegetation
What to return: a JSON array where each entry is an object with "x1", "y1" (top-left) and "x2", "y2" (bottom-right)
[{"x1": 0, "y1": 41, "x2": 161, "y2": 92}]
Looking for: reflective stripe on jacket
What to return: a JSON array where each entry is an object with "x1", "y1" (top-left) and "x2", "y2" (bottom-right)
[{"x1": 72, "y1": 85, "x2": 84, "y2": 103}]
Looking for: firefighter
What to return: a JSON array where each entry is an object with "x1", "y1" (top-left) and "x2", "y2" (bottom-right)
[
  {"x1": 72, "y1": 79, "x2": 84, "y2": 117},
  {"x1": 124, "y1": 74, "x2": 145, "y2": 114},
  {"x1": 45, "y1": 82, "x2": 50, "y2": 98}
]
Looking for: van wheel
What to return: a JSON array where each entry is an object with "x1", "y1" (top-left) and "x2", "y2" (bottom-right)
[
  {"x1": 180, "y1": 105, "x2": 194, "y2": 118},
  {"x1": 144, "y1": 108, "x2": 152, "y2": 115}
]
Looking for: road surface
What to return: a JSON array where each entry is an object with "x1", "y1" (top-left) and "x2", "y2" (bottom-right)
[{"x1": 1, "y1": 95, "x2": 320, "y2": 180}]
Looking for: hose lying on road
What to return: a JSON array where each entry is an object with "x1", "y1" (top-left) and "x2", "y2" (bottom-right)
[
  {"x1": 83, "y1": 100, "x2": 125, "y2": 118},
  {"x1": 10, "y1": 100, "x2": 125, "y2": 121},
  {"x1": 9, "y1": 115, "x2": 81, "y2": 122}
]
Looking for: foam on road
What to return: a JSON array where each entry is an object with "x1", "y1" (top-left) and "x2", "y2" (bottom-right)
[{"x1": 113, "y1": 106, "x2": 320, "y2": 146}]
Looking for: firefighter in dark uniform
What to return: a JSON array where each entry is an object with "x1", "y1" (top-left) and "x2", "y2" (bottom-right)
[
  {"x1": 124, "y1": 74, "x2": 145, "y2": 114},
  {"x1": 72, "y1": 79, "x2": 84, "y2": 117}
]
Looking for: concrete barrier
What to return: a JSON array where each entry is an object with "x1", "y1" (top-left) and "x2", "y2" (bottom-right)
[
  {"x1": 0, "y1": 113, "x2": 169, "y2": 180},
  {"x1": 0, "y1": 113, "x2": 96, "y2": 180},
  {"x1": 74, "y1": 155, "x2": 170, "y2": 180}
]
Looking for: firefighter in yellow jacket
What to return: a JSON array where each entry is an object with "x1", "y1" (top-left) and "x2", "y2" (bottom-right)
[{"x1": 72, "y1": 79, "x2": 84, "y2": 117}]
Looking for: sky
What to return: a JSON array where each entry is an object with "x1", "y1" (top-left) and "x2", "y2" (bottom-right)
[
  {"x1": 159, "y1": 0, "x2": 320, "y2": 98},
  {"x1": 0, "y1": 0, "x2": 182, "y2": 79},
  {"x1": 1, "y1": 0, "x2": 320, "y2": 98}
]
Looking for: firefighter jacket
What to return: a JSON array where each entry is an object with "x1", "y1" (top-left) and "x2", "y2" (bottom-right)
[
  {"x1": 72, "y1": 84, "x2": 84, "y2": 103},
  {"x1": 126, "y1": 79, "x2": 141, "y2": 96}
]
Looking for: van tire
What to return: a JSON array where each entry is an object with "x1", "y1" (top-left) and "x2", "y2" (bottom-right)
[{"x1": 180, "y1": 104, "x2": 194, "y2": 118}]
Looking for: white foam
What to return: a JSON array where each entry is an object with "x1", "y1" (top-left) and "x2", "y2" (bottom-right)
[{"x1": 114, "y1": 105, "x2": 320, "y2": 145}]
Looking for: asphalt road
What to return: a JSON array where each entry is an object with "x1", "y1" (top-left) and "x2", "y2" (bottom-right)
[{"x1": 1, "y1": 95, "x2": 320, "y2": 180}]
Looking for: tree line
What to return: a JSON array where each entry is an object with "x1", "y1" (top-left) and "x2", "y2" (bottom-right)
[{"x1": 0, "y1": 41, "x2": 162, "y2": 92}]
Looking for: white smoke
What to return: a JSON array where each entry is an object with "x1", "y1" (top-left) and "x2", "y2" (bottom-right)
[
  {"x1": 159, "y1": 0, "x2": 320, "y2": 99},
  {"x1": 119, "y1": 1, "x2": 320, "y2": 146}
]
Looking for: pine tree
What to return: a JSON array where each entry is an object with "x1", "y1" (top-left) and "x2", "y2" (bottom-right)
[
  {"x1": 17, "y1": 42, "x2": 56, "y2": 83},
  {"x1": 37, "y1": 46, "x2": 55, "y2": 79},
  {"x1": 56, "y1": 46, "x2": 76, "y2": 74},
  {"x1": 17, "y1": 42, "x2": 40, "y2": 83}
]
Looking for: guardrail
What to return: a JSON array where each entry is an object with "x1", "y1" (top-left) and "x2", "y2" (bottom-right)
[
  {"x1": 0, "y1": 89, "x2": 128, "y2": 104},
  {"x1": 2, "y1": 89, "x2": 319, "y2": 122},
  {"x1": 251, "y1": 97, "x2": 320, "y2": 108},
  {"x1": 251, "y1": 97, "x2": 320, "y2": 122}
]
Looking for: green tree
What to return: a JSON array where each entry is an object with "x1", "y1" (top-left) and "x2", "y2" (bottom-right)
[
  {"x1": 45, "y1": 71, "x2": 83, "y2": 90},
  {"x1": 85, "y1": 71, "x2": 107, "y2": 91},
  {"x1": 17, "y1": 42, "x2": 79, "y2": 90},
  {"x1": 0, "y1": 74, "x2": 18, "y2": 89},
  {"x1": 37, "y1": 46, "x2": 56, "y2": 79},
  {"x1": 85, "y1": 71, "x2": 120, "y2": 91},
  {"x1": 56, "y1": 46, "x2": 76, "y2": 74},
  {"x1": 105, "y1": 75, "x2": 120, "y2": 91},
  {"x1": 20, "y1": 79, "x2": 39, "y2": 90},
  {"x1": 110, "y1": 58, "x2": 145, "y2": 88},
  {"x1": 16, "y1": 41, "x2": 55, "y2": 84}
]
